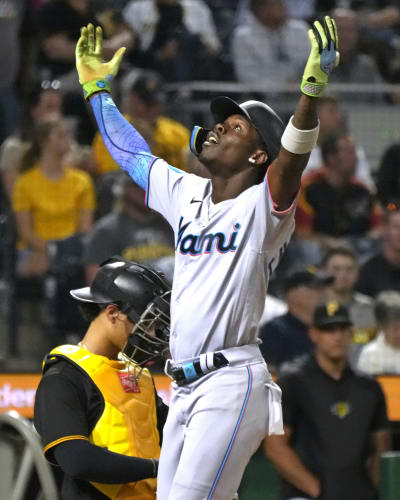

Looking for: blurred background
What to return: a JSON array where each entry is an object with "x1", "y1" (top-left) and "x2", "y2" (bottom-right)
[{"x1": 1, "y1": 0, "x2": 400, "y2": 499}]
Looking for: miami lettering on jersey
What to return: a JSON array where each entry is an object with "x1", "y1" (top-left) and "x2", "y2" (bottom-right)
[{"x1": 176, "y1": 216, "x2": 241, "y2": 256}]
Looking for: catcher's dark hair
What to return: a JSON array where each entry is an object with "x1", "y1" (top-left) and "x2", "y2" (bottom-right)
[
  {"x1": 321, "y1": 245, "x2": 358, "y2": 267},
  {"x1": 77, "y1": 302, "x2": 104, "y2": 323}
]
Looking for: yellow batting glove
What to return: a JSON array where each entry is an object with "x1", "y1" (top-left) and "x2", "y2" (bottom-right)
[
  {"x1": 75, "y1": 23, "x2": 126, "y2": 100},
  {"x1": 301, "y1": 16, "x2": 340, "y2": 97}
]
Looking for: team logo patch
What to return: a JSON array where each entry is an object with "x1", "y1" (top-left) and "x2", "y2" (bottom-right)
[
  {"x1": 331, "y1": 401, "x2": 351, "y2": 419},
  {"x1": 117, "y1": 372, "x2": 141, "y2": 393}
]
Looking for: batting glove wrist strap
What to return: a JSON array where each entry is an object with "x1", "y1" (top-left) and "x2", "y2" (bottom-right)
[
  {"x1": 82, "y1": 78, "x2": 111, "y2": 100},
  {"x1": 301, "y1": 15, "x2": 340, "y2": 98},
  {"x1": 281, "y1": 116, "x2": 320, "y2": 154}
]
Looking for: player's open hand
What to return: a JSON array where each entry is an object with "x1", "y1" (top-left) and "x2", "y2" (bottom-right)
[
  {"x1": 301, "y1": 16, "x2": 340, "y2": 97},
  {"x1": 76, "y1": 23, "x2": 126, "y2": 85}
]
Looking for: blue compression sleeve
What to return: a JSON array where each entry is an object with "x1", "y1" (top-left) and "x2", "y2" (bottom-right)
[{"x1": 90, "y1": 93, "x2": 157, "y2": 190}]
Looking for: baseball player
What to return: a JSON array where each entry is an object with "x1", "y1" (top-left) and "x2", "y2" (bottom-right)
[
  {"x1": 75, "y1": 17, "x2": 339, "y2": 500},
  {"x1": 34, "y1": 257, "x2": 171, "y2": 499}
]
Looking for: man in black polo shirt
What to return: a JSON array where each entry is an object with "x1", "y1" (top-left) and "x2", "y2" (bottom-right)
[{"x1": 264, "y1": 300, "x2": 391, "y2": 500}]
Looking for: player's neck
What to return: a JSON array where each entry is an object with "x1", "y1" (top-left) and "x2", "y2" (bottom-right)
[
  {"x1": 79, "y1": 323, "x2": 120, "y2": 360},
  {"x1": 210, "y1": 172, "x2": 258, "y2": 203}
]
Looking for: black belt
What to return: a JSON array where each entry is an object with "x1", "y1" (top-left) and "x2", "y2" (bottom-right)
[{"x1": 167, "y1": 352, "x2": 229, "y2": 386}]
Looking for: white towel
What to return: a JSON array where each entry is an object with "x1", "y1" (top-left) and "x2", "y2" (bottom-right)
[{"x1": 265, "y1": 379, "x2": 284, "y2": 435}]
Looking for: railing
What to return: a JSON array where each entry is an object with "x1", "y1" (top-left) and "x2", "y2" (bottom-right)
[{"x1": 164, "y1": 82, "x2": 400, "y2": 172}]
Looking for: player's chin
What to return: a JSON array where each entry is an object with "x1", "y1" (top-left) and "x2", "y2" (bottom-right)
[{"x1": 199, "y1": 146, "x2": 224, "y2": 168}]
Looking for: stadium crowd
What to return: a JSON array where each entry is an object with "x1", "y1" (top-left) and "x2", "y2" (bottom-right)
[{"x1": 1, "y1": 0, "x2": 400, "y2": 498}]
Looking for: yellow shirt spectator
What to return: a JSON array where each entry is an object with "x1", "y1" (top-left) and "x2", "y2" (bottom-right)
[
  {"x1": 12, "y1": 165, "x2": 96, "y2": 242},
  {"x1": 92, "y1": 114, "x2": 190, "y2": 176}
]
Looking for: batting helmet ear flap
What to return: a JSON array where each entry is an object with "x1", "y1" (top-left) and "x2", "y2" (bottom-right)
[{"x1": 190, "y1": 126, "x2": 211, "y2": 156}]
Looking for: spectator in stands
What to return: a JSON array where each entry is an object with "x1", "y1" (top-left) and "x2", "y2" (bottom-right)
[
  {"x1": 357, "y1": 206, "x2": 400, "y2": 297},
  {"x1": 265, "y1": 300, "x2": 391, "y2": 500},
  {"x1": 12, "y1": 117, "x2": 95, "y2": 278},
  {"x1": 358, "y1": 290, "x2": 400, "y2": 375},
  {"x1": 11, "y1": 116, "x2": 96, "y2": 344},
  {"x1": 305, "y1": 95, "x2": 375, "y2": 191},
  {"x1": 92, "y1": 70, "x2": 190, "y2": 178},
  {"x1": 0, "y1": 0, "x2": 25, "y2": 145},
  {"x1": 36, "y1": 0, "x2": 134, "y2": 85},
  {"x1": 259, "y1": 269, "x2": 331, "y2": 375},
  {"x1": 321, "y1": 246, "x2": 376, "y2": 368},
  {"x1": 231, "y1": 0, "x2": 309, "y2": 86},
  {"x1": 377, "y1": 143, "x2": 400, "y2": 206},
  {"x1": 123, "y1": 0, "x2": 222, "y2": 81},
  {"x1": 0, "y1": 81, "x2": 63, "y2": 201},
  {"x1": 328, "y1": 8, "x2": 383, "y2": 101},
  {"x1": 295, "y1": 132, "x2": 380, "y2": 253},
  {"x1": 84, "y1": 173, "x2": 175, "y2": 284}
]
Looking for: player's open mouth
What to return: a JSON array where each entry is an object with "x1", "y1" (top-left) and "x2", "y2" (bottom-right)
[{"x1": 203, "y1": 132, "x2": 219, "y2": 147}]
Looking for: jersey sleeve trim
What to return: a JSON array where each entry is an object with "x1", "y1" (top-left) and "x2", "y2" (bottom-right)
[
  {"x1": 43, "y1": 435, "x2": 89, "y2": 464},
  {"x1": 144, "y1": 161, "x2": 187, "y2": 208},
  {"x1": 265, "y1": 166, "x2": 299, "y2": 215}
]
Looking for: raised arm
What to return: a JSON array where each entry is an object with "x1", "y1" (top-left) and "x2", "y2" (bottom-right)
[
  {"x1": 268, "y1": 16, "x2": 340, "y2": 210},
  {"x1": 75, "y1": 24, "x2": 156, "y2": 190}
]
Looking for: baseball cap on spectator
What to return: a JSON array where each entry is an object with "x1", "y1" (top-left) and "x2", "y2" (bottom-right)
[
  {"x1": 284, "y1": 269, "x2": 334, "y2": 293},
  {"x1": 130, "y1": 71, "x2": 166, "y2": 104},
  {"x1": 313, "y1": 300, "x2": 353, "y2": 329}
]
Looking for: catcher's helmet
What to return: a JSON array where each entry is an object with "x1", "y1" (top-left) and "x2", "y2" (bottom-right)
[
  {"x1": 190, "y1": 96, "x2": 284, "y2": 165},
  {"x1": 70, "y1": 256, "x2": 171, "y2": 366}
]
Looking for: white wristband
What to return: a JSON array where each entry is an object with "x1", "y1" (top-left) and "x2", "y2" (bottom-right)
[{"x1": 281, "y1": 116, "x2": 320, "y2": 155}]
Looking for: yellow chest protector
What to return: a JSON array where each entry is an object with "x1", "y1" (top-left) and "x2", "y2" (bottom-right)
[{"x1": 46, "y1": 345, "x2": 160, "y2": 499}]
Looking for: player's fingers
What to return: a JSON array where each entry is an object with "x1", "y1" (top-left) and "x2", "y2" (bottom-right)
[
  {"x1": 313, "y1": 20, "x2": 328, "y2": 50},
  {"x1": 324, "y1": 16, "x2": 336, "y2": 49},
  {"x1": 109, "y1": 46, "x2": 126, "y2": 74},
  {"x1": 87, "y1": 23, "x2": 95, "y2": 53},
  {"x1": 307, "y1": 28, "x2": 319, "y2": 53},
  {"x1": 331, "y1": 17, "x2": 339, "y2": 50},
  {"x1": 76, "y1": 27, "x2": 88, "y2": 57},
  {"x1": 94, "y1": 26, "x2": 103, "y2": 57}
]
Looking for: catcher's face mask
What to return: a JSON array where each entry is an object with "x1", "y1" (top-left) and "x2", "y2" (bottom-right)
[{"x1": 120, "y1": 290, "x2": 171, "y2": 366}]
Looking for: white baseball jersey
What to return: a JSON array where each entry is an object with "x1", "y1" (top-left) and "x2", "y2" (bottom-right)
[{"x1": 146, "y1": 160, "x2": 297, "y2": 362}]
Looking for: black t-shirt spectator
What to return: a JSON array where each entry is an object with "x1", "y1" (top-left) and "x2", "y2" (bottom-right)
[
  {"x1": 296, "y1": 170, "x2": 378, "y2": 237},
  {"x1": 278, "y1": 356, "x2": 389, "y2": 500},
  {"x1": 36, "y1": 1, "x2": 98, "y2": 77},
  {"x1": 357, "y1": 253, "x2": 400, "y2": 297}
]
